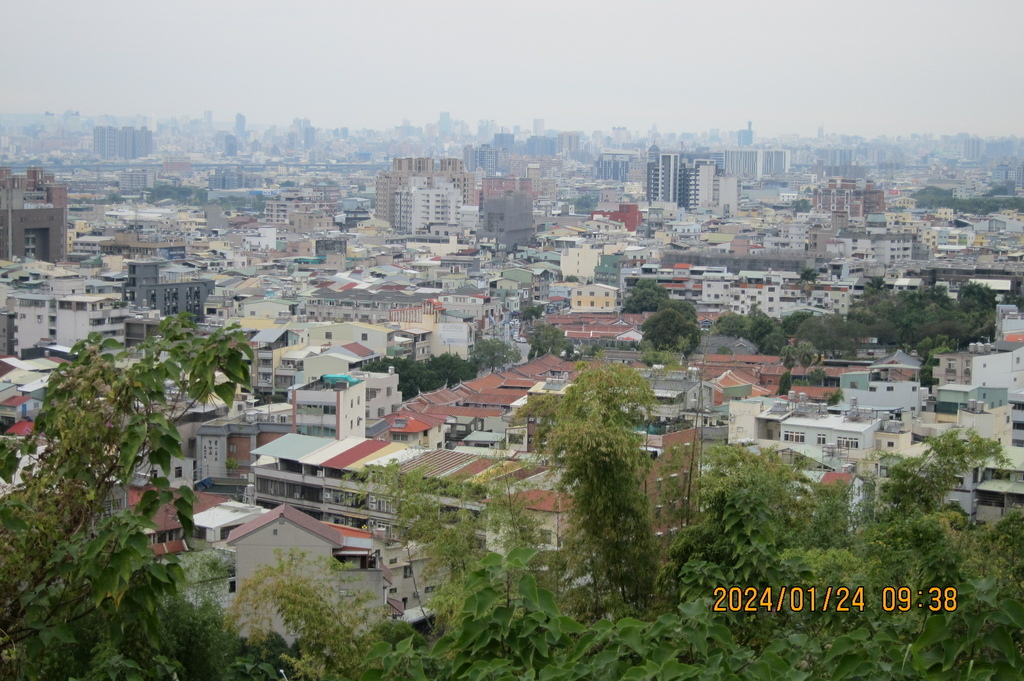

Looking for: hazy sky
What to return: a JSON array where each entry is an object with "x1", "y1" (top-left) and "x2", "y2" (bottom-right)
[{"x1": 4, "y1": 0, "x2": 1022, "y2": 138}]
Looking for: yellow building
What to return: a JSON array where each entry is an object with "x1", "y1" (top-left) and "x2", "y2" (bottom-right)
[{"x1": 570, "y1": 283, "x2": 620, "y2": 312}]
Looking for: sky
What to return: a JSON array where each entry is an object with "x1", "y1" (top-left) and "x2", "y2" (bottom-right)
[{"x1": 4, "y1": 0, "x2": 1023, "y2": 139}]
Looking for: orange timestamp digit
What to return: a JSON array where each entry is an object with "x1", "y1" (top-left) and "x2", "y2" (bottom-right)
[{"x1": 712, "y1": 586, "x2": 866, "y2": 613}]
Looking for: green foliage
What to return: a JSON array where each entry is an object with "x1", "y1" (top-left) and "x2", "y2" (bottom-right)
[
  {"x1": 623, "y1": 279, "x2": 671, "y2": 313},
  {"x1": 795, "y1": 313, "x2": 859, "y2": 358},
  {"x1": 711, "y1": 311, "x2": 749, "y2": 339},
  {"x1": 879, "y1": 429, "x2": 1004, "y2": 517},
  {"x1": 520, "y1": 304, "x2": 544, "y2": 325},
  {"x1": 914, "y1": 184, "x2": 1024, "y2": 213},
  {"x1": 570, "y1": 193, "x2": 598, "y2": 213},
  {"x1": 0, "y1": 315, "x2": 252, "y2": 678},
  {"x1": 471, "y1": 338, "x2": 521, "y2": 372},
  {"x1": 228, "y1": 549, "x2": 379, "y2": 681},
  {"x1": 363, "y1": 353, "x2": 478, "y2": 399},
  {"x1": 777, "y1": 370, "x2": 792, "y2": 395},
  {"x1": 792, "y1": 198, "x2": 811, "y2": 213},
  {"x1": 367, "y1": 549, "x2": 1024, "y2": 681},
  {"x1": 848, "y1": 283, "x2": 994, "y2": 349},
  {"x1": 528, "y1": 322, "x2": 568, "y2": 360},
  {"x1": 641, "y1": 308, "x2": 700, "y2": 353},
  {"x1": 546, "y1": 363, "x2": 658, "y2": 618}
]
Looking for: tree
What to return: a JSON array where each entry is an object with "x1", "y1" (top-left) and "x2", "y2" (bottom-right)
[
  {"x1": 879, "y1": 429, "x2": 1004, "y2": 517},
  {"x1": 799, "y1": 267, "x2": 818, "y2": 284},
  {"x1": 792, "y1": 198, "x2": 811, "y2": 213},
  {"x1": 640, "y1": 308, "x2": 700, "y2": 353},
  {"x1": 471, "y1": 339, "x2": 521, "y2": 373},
  {"x1": 779, "y1": 344, "x2": 800, "y2": 371},
  {"x1": 426, "y1": 352, "x2": 477, "y2": 387},
  {"x1": 362, "y1": 357, "x2": 441, "y2": 399},
  {"x1": 657, "y1": 298, "x2": 698, "y2": 323},
  {"x1": 546, "y1": 364, "x2": 658, "y2": 617},
  {"x1": 528, "y1": 323, "x2": 568, "y2": 359},
  {"x1": 520, "y1": 304, "x2": 544, "y2": 327},
  {"x1": 781, "y1": 310, "x2": 815, "y2": 336},
  {"x1": 622, "y1": 279, "x2": 670, "y2": 313},
  {"x1": 228, "y1": 549, "x2": 378, "y2": 681},
  {"x1": 744, "y1": 307, "x2": 778, "y2": 352},
  {"x1": 0, "y1": 315, "x2": 253, "y2": 677},
  {"x1": 711, "y1": 311, "x2": 749, "y2": 338},
  {"x1": 777, "y1": 370, "x2": 792, "y2": 395}
]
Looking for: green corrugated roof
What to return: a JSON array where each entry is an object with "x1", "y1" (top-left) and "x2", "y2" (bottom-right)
[
  {"x1": 251, "y1": 433, "x2": 334, "y2": 461},
  {"x1": 976, "y1": 479, "x2": 1024, "y2": 495}
]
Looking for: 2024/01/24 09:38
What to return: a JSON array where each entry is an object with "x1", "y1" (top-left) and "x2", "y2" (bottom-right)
[{"x1": 711, "y1": 586, "x2": 959, "y2": 613}]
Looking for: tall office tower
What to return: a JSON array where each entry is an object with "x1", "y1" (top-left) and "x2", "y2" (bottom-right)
[
  {"x1": 375, "y1": 158, "x2": 475, "y2": 230},
  {"x1": 94, "y1": 126, "x2": 152, "y2": 159},
  {"x1": 557, "y1": 131, "x2": 581, "y2": 157},
  {"x1": 0, "y1": 167, "x2": 67, "y2": 262},
  {"x1": 438, "y1": 112, "x2": 453, "y2": 136},
  {"x1": 480, "y1": 191, "x2": 534, "y2": 252},
  {"x1": 720, "y1": 149, "x2": 790, "y2": 179},
  {"x1": 533, "y1": 119, "x2": 545, "y2": 137},
  {"x1": 235, "y1": 113, "x2": 246, "y2": 139},
  {"x1": 595, "y1": 150, "x2": 638, "y2": 182},
  {"x1": 645, "y1": 146, "x2": 685, "y2": 206},
  {"x1": 737, "y1": 120, "x2": 754, "y2": 146},
  {"x1": 493, "y1": 132, "x2": 515, "y2": 151},
  {"x1": 464, "y1": 145, "x2": 500, "y2": 176},
  {"x1": 526, "y1": 136, "x2": 557, "y2": 158},
  {"x1": 685, "y1": 160, "x2": 719, "y2": 208},
  {"x1": 93, "y1": 126, "x2": 119, "y2": 159},
  {"x1": 118, "y1": 126, "x2": 153, "y2": 160},
  {"x1": 203, "y1": 110, "x2": 213, "y2": 130}
]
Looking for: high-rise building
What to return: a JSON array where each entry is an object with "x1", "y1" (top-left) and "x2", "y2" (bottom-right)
[
  {"x1": 393, "y1": 177, "x2": 463, "y2": 234},
  {"x1": 374, "y1": 158, "x2": 475, "y2": 230},
  {"x1": 438, "y1": 112, "x2": 453, "y2": 136},
  {"x1": 234, "y1": 113, "x2": 246, "y2": 139},
  {"x1": 812, "y1": 178, "x2": 886, "y2": 218},
  {"x1": 645, "y1": 146, "x2": 685, "y2": 205},
  {"x1": 0, "y1": 167, "x2": 67, "y2": 262},
  {"x1": 526, "y1": 136, "x2": 556, "y2": 158},
  {"x1": 533, "y1": 119, "x2": 544, "y2": 137},
  {"x1": 93, "y1": 126, "x2": 152, "y2": 160},
  {"x1": 480, "y1": 191, "x2": 533, "y2": 252},
  {"x1": 737, "y1": 121, "x2": 754, "y2": 146},
  {"x1": 595, "y1": 150, "x2": 639, "y2": 182},
  {"x1": 93, "y1": 126, "x2": 119, "y2": 159}
]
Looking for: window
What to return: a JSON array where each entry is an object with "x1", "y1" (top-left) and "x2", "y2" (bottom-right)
[
  {"x1": 837, "y1": 437, "x2": 859, "y2": 449},
  {"x1": 325, "y1": 332, "x2": 333, "y2": 340},
  {"x1": 816, "y1": 434, "x2": 826, "y2": 445},
  {"x1": 886, "y1": 386, "x2": 894, "y2": 392},
  {"x1": 783, "y1": 431, "x2": 805, "y2": 443},
  {"x1": 174, "y1": 466, "x2": 183, "y2": 478},
  {"x1": 403, "y1": 565, "x2": 413, "y2": 578},
  {"x1": 361, "y1": 333, "x2": 368, "y2": 341}
]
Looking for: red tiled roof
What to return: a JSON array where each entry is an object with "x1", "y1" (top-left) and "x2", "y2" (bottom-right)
[
  {"x1": 151, "y1": 539, "x2": 189, "y2": 556},
  {"x1": 4, "y1": 421, "x2": 33, "y2": 436},
  {"x1": 340, "y1": 342, "x2": 376, "y2": 357},
  {"x1": 421, "y1": 405, "x2": 505, "y2": 418},
  {"x1": 384, "y1": 411, "x2": 446, "y2": 433},
  {"x1": 1, "y1": 395, "x2": 31, "y2": 407},
  {"x1": 147, "y1": 490, "x2": 230, "y2": 533},
  {"x1": 821, "y1": 472, "x2": 854, "y2": 485},
  {"x1": 321, "y1": 439, "x2": 393, "y2": 470},
  {"x1": 462, "y1": 392, "x2": 526, "y2": 406}
]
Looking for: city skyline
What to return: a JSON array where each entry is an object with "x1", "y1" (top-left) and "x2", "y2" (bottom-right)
[{"x1": 3, "y1": 0, "x2": 1022, "y2": 139}]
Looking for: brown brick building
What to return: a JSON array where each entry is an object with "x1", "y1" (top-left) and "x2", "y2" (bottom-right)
[{"x1": 0, "y1": 167, "x2": 67, "y2": 262}]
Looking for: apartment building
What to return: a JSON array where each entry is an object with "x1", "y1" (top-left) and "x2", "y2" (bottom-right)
[{"x1": 9, "y1": 292, "x2": 127, "y2": 353}]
